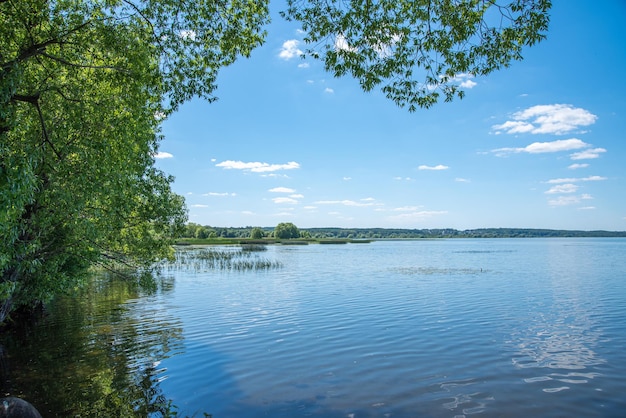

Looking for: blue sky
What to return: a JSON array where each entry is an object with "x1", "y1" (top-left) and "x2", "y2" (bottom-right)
[{"x1": 156, "y1": 1, "x2": 626, "y2": 231}]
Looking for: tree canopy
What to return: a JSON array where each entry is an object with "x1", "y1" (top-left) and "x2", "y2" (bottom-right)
[
  {"x1": 274, "y1": 223, "x2": 301, "y2": 239},
  {"x1": 0, "y1": 0, "x2": 268, "y2": 323},
  {"x1": 283, "y1": 0, "x2": 551, "y2": 110},
  {"x1": 0, "y1": 0, "x2": 550, "y2": 323}
]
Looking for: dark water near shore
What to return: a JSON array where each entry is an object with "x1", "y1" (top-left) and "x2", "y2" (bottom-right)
[{"x1": 2, "y1": 238, "x2": 626, "y2": 417}]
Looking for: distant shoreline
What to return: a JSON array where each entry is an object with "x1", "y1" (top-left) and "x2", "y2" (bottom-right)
[{"x1": 176, "y1": 227, "x2": 626, "y2": 246}]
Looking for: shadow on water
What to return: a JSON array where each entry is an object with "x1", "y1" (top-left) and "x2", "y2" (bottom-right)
[{"x1": 0, "y1": 272, "x2": 194, "y2": 417}]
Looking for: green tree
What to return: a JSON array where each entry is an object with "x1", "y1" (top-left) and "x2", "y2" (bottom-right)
[
  {"x1": 194, "y1": 227, "x2": 210, "y2": 240},
  {"x1": 250, "y1": 227, "x2": 265, "y2": 239},
  {"x1": 274, "y1": 223, "x2": 301, "y2": 239},
  {"x1": 0, "y1": 0, "x2": 269, "y2": 323},
  {"x1": 283, "y1": 0, "x2": 550, "y2": 111}
]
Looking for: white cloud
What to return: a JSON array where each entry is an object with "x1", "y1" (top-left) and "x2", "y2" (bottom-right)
[
  {"x1": 545, "y1": 184, "x2": 578, "y2": 194},
  {"x1": 578, "y1": 206, "x2": 596, "y2": 210},
  {"x1": 290, "y1": 194, "x2": 304, "y2": 199},
  {"x1": 269, "y1": 187, "x2": 295, "y2": 193},
  {"x1": 179, "y1": 30, "x2": 196, "y2": 41},
  {"x1": 298, "y1": 62, "x2": 310, "y2": 68},
  {"x1": 272, "y1": 197, "x2": 298, "y2": 204},
  {"x1": 278, "y1": 39, "x2": 302, "y2": 60},
  {"x1": 154, "y1": 151, "x2": 173, "y2": 159},
  {"x1": 418, "y1": 164, "x2": 449, "y2": 170},
  {"x1": 216, "y1": 160, "x2": 300, "y2": 173},
  {"x1": 548, "y1": 194, "x2": 593, "y2": 206},
  {"x1": 387, "y1": 210, "x2": 448, "y2": 221},
  {"x1": 492, "y1": 138, "x2": 589, "y2": 156},
  {"x1": 568, "y1": 163, "x2": 589, "y2": 170},
  {"x1": 324, "y1": 87, "x2": 334, "y2": 94},
  {"x1": 190, "y1": 204, "x2": 209, "y2": 208},
  {"x1": 393, "y1": 206, "x2": 423, "y2": 212},
  {"x1": 570, "y1": 147, "x2": 607, "y2": 160},
  {"x1": 394, "y1": 176, "x2": 414, "y2": 181},
  {"x1": 546, "y1": 175, "x2": 607, "y2": 184},
  {"x1": 452, "y1": 73, "x2": 477, "y2": 89},
  {"x1": 343, "y1": 177, "x2": 352, "y2": 181},
  {"x1": 203, "y1": 192, "x2": 236, "y2": 197},
  {"x1": 455, "y1": 178, "x2": 471, "y2": 183},
  {"x1": 314, "y1": 199, "x2": 381, "y2": 207},
  {"x1": 335, "y1": 34, "x2": 358, "y2": 53},
  {"x1": 492, "y1": 104, "x2": 597, "y2": 135}
]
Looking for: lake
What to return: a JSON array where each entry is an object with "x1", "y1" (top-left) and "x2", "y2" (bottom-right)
[{"x1": 2, "y1": 238, "x2": 626, "y2": 417}]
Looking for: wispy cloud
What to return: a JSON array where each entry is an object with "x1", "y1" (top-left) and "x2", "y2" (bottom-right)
[
  {"x1": 324, "y1": 87, "x2": 334, "y2": 94},
  {"x1": 455, "y1": 178, "x2": 471, "y2": 183},
  {"x1": 190, "y1": 204, "x2": 209, "y2": 208},
  {"x1": 154, "y1": 151, "x2": 173, "y2": 159},
  {"x1": 387, "y1": 210, "x2": 448, "y2": 221},
  {"x1": 269, "y1": 187, "x2": 295, "y2": 193},
  {"x1": 545, "y1": 184, "x2": 578, "y2": 194},
  {"x1": 570, "y1": 147, "x2": 607, "y2": 160},
  {"x1": 314, "y1": 199, "x2": 382, "y2": 207},
  {"x1": 568, "y1": 163, "x2": 589, "y2": 170},
  {"x1": 392, "y1": 206, "x2": 423, "y2": 212},
  {"x1": 492, "y1": 138, "x2": 588, "y2": 156},
  {"x1": 216, "y1": 160, "x2": 300, "y2": 173},
  {"x1": 548, "y1": 194, "x2": 593, "y2": 206},
  {"x1": 272, "y1": 197, "x2": 298, "y2": 205},
  {"x1": 418, "y1": 164, "x2": 449, "y2": 171},
  {"x1": 492, "y1": 104, "x2": 597, "y2": 135},
  {"x1": 203, "y1": 192, "x2": 236, "y2": 197},
  {"x1": 298, "y1": 62, "x2": 309, "y2": 68},
  {"x1": 278, "y1": 39, "x2": 302, "y2": 60},
  {"x1": 546, "y1": 175, "x2": 607, "y2": 184}
]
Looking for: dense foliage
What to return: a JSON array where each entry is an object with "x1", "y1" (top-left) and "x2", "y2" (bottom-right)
[
  {"x1": 1, "y1": 0, "x2": 551, "y2": 324},
  {"x1": 283, "y1": 0, "x2": 551, "y2": 111},
  {"x1": 0, "y1": 0, "x2": 269, "y2": 324},
  {"x1": 274, "y1": 222, "x2": 301, "y2": 239}
]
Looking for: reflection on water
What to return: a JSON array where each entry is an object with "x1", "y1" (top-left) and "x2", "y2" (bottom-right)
[
  {"x1": 0, "y1": 272, "x2": 184, "y2": 417},
  {"x1": 509, "y1": 240, "x2": 608, "y2": 395},
  {"x1": 2, "y1": 239, "x2": 626, "y2": 417}
]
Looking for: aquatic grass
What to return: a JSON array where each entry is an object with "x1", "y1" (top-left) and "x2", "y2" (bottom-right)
[
  {"x1": 240, "y1": 244, "x2": 268, "y2": 252},
  {"x1": 166, "y1": 247, "x2": 282, "y2": 272}
]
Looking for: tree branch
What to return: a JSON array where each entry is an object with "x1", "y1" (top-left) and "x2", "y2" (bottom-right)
[{"x1": 39, "y1": 52, "x2": 131, "y2": 73}]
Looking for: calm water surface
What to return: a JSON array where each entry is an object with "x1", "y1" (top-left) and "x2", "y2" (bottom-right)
[{"x1": 2, "y1": 238, "x2": 626, "y2": 417}]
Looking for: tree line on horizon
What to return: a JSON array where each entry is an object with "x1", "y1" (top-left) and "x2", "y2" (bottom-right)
[{"x1": 183, "y1": 223, "x2": 626, "y2": 240}]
